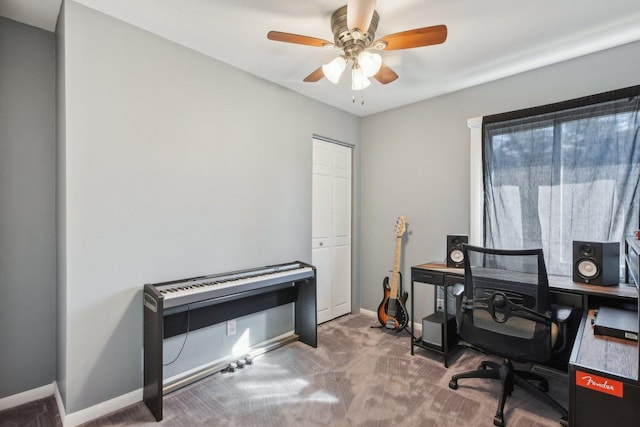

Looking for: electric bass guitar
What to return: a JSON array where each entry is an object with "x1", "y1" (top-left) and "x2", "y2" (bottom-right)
[{"x1": 377, "y1": 216, "x2": 409, "y2": 330}]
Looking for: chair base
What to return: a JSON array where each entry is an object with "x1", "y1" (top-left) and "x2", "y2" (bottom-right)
[{"x1": 449, "y1": 358, "x2": 568, "y2": 427}]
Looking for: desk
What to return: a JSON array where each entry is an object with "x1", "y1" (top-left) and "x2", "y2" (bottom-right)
[
  {"x1": 413, "y1": 262, "x2": 637, "y2": 304},
  {"x1": 410, "y1": 263, "x2": 637, "y2": 364},
  {"x1": 411, "y1": 261, "x2": 640, "y2": 423},
  {"x1": 568, "y1": 311, "x2": 640, "y2": 425}
]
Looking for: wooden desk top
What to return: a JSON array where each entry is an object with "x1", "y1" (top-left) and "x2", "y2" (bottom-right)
[
  {"x1": 413, "y1": 262, "x2": 464, "y2": 275},
  {"x1": 413, "y1": 262, "x2": 638, "y2": 301}
]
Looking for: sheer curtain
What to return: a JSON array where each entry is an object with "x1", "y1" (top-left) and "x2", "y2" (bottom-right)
[{"x1": 482, "y1": 88, "x2": 640, "y2": 276}]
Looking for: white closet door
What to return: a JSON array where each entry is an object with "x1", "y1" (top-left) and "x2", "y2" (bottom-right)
[{"x1": 312, "y1": 138, "x2": 352, "y2": 324}]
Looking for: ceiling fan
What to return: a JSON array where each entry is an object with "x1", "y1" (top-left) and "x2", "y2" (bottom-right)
[{"x1": 267, "y1": 0, "x2": 447, "y2": 91}]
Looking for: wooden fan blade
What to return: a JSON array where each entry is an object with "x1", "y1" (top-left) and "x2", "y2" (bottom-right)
[
  {"x1": 347, "y1": 0, "x2": 376, "y2": 34},
  {"x1": 373, "y1": 63, "x2": 399, "y2": 85},
  {"x1": 267, "y1": 31, "x2": 334, "y2": 48},
  {"x1": 303, "y1": 67, "x2": 325, "y2": 82},
  {"x1": 380, "y1": 25, "x2": 447, "y2": 50}
]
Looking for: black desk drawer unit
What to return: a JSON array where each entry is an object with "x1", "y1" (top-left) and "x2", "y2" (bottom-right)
[
  {"x1": 567, "y1": 237, "x2": 640, "y2": 425},
  {"x1": 410, "y1": 263, "x2": 463, "y2": 367},
  {"x1": 412, "y1": 269, "x2": 444, "y2": 285},
  {"x1": 569, "y1": 312, "x2": 640, "y2": 425}
]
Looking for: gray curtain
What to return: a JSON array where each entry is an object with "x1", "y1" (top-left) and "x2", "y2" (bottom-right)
[{"x1": 483, "y1": 93, "x2": 640, "y2": 277}]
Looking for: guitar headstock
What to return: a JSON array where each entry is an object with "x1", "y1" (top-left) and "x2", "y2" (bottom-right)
[{"x1": 395, "y1": 216, "x2": 407, "y2": 238}]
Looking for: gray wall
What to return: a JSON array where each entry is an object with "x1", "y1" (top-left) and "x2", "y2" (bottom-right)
[
  {"x1": 58, "y1": 2, "x2": 360, "y2": 413},
  {"x1": 0, "y1": 17, "x2": 56, "y2": 399},
  {"x1": 360, "y1": 41, "x2": 640, "y2": 322}
]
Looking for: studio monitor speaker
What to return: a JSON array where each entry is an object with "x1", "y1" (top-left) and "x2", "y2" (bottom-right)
[
  {"x1": 447, "y1": 235, "x2": 468, "y2": 268},
  {"x1": 572, "y1": 241, "x2": 620, "y2": 286}
]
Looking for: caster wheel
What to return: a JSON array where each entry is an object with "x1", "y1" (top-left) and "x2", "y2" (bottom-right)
[
  {"x1": 449, "y1": 379, "x2": 458, "y2": 390},
  {"x1": 493, "y1": 415, "x2": 504, "y2": 427}
]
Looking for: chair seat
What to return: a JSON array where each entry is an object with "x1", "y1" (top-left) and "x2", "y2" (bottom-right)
[{"x1": 473, "y1": 310, "x2": 559, "y2": 346}]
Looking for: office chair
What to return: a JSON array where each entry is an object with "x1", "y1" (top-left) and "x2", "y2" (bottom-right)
[{"x1": 448, "y1": 245, "x2": 571, "y2": 427}]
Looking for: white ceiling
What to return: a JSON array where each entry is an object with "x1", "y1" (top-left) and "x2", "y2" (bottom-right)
[{"x1": 2, "y1": 0, "x2": 640, "y2": 117}]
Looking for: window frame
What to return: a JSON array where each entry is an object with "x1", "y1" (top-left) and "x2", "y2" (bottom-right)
[{"x1": 469, "y1": 85, "x2": 640, "y2": 277}]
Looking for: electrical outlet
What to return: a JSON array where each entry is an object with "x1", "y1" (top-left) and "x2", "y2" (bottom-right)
[{"x1": 226, "y1": 319, "x2": 236, "y2": 336}]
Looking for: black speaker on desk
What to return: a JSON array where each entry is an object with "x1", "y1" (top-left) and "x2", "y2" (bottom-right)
[
  {"x1": 572, "y1": 241, "x2": 620, "y2": 286},
  {"x1": 446, "y1": 235, "x2": 468, "y2": 268}
]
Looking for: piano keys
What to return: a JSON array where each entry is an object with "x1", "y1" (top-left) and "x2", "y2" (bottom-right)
[
  {"x1": 143, "y1": 261, "x2": 317, "y2": 421},
  {"x1": 146, "y1": 262, "x2": 314, "y2": 309}
]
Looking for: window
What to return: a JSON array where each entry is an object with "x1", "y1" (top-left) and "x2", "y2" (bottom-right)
[{"x1": 481, "y1": 87, "x2": 640, "y2": 277}]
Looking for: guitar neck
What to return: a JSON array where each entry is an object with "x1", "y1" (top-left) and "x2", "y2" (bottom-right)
[{"x1": 390, "y1": 235, "x2": 402, "y2": 298}]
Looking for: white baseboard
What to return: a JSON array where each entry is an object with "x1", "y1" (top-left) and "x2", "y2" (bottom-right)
[
  {"x1": 53, "y1": 382, "x2": 66, "y2": 421},
  {"x1": 0, "y1": 382, "x2": 55, "y2": 411},
  {"x1": 60, "y1": 387, "x2": 142, "y2": 427},
  {"x1": 412, "y1": 320, "x2": 422, "y2": 335},
  {"x1": 1, "y1": 381, "x2": 142, "y2": 427},
  {"x1": 359, "y1": 308, "x2": 377, "y2": 317}
]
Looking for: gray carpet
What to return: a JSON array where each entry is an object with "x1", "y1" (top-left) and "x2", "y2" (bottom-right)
[
  {"x1": 0, "y1": 396, "x2": 61, "y2": 427},
  {"x1": 2, "y1": 312, "x2": 568, "y2": 426}
]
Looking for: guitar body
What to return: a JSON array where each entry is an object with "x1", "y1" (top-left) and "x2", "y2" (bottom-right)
[
  {"x1": 375, "y1": 216, "x2": 409, "y2": 331},
  {"x1": 377, "y1": 276, "x2": 409, "y2": 330}
]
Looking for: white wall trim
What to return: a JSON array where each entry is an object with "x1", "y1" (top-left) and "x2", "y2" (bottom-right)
[
  {"x1": 61, "y1": 387, "x2": 142, "y2": 427},
  {"x1": 359, "y1": 308, "x2": 377, "y2": 318},
  {"x1": 54, "y1": 382, "x2": 66, "y2": 422},
  {"x1": 468, "y1": 116, "x2": 483, "y2": 246},
  {"x1": 2, "y1": 382, "x2": 142, "y2": 427},
  {"x1": 0, "y1": 382, "x2": 55, "y2": 411}
]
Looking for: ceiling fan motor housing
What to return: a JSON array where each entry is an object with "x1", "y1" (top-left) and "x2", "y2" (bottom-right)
[{"x1": 331, "y1": 5, "x2": 379, "y2": 59}]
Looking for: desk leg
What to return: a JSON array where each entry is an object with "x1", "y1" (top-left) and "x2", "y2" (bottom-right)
[
  {"x1": 443, "y1": 286, "x2": 449, "y2": 368},
  {"x1": 411, "y1": 279, "x2": 415, "y2": 355}
]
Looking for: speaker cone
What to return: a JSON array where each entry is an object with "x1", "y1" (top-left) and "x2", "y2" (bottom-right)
[
  {"x1": 450, "y1": 249, "x2": 464, "y2": 264},
  {"x1": 446, "y1": 234, "x2": 468, "y2": 267},
  {"x1": 577, "y1": 259, "x2": 599, "y2": 279}
]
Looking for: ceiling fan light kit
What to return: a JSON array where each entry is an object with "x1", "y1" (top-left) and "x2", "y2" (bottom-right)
[
  {"x1": 322, "y1": 51, "x2": 380, "y2": 88},
  {"x1": 322, "y1": 56, "x2": 347, "y2": 84},
  {"x1": 357, "y1": 51, "x2": 382, "y2": 77},
  {"x1": 267, "y1": 1, "x2": 447, "y2": 94},
  {"x1": 351, "y1": 65, "x2": 371, "y2": 91}
]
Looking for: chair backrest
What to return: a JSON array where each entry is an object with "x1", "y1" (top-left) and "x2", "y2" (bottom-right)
[{"x1": 458, "y1": 245, "x2": 554, "y2": 362}]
